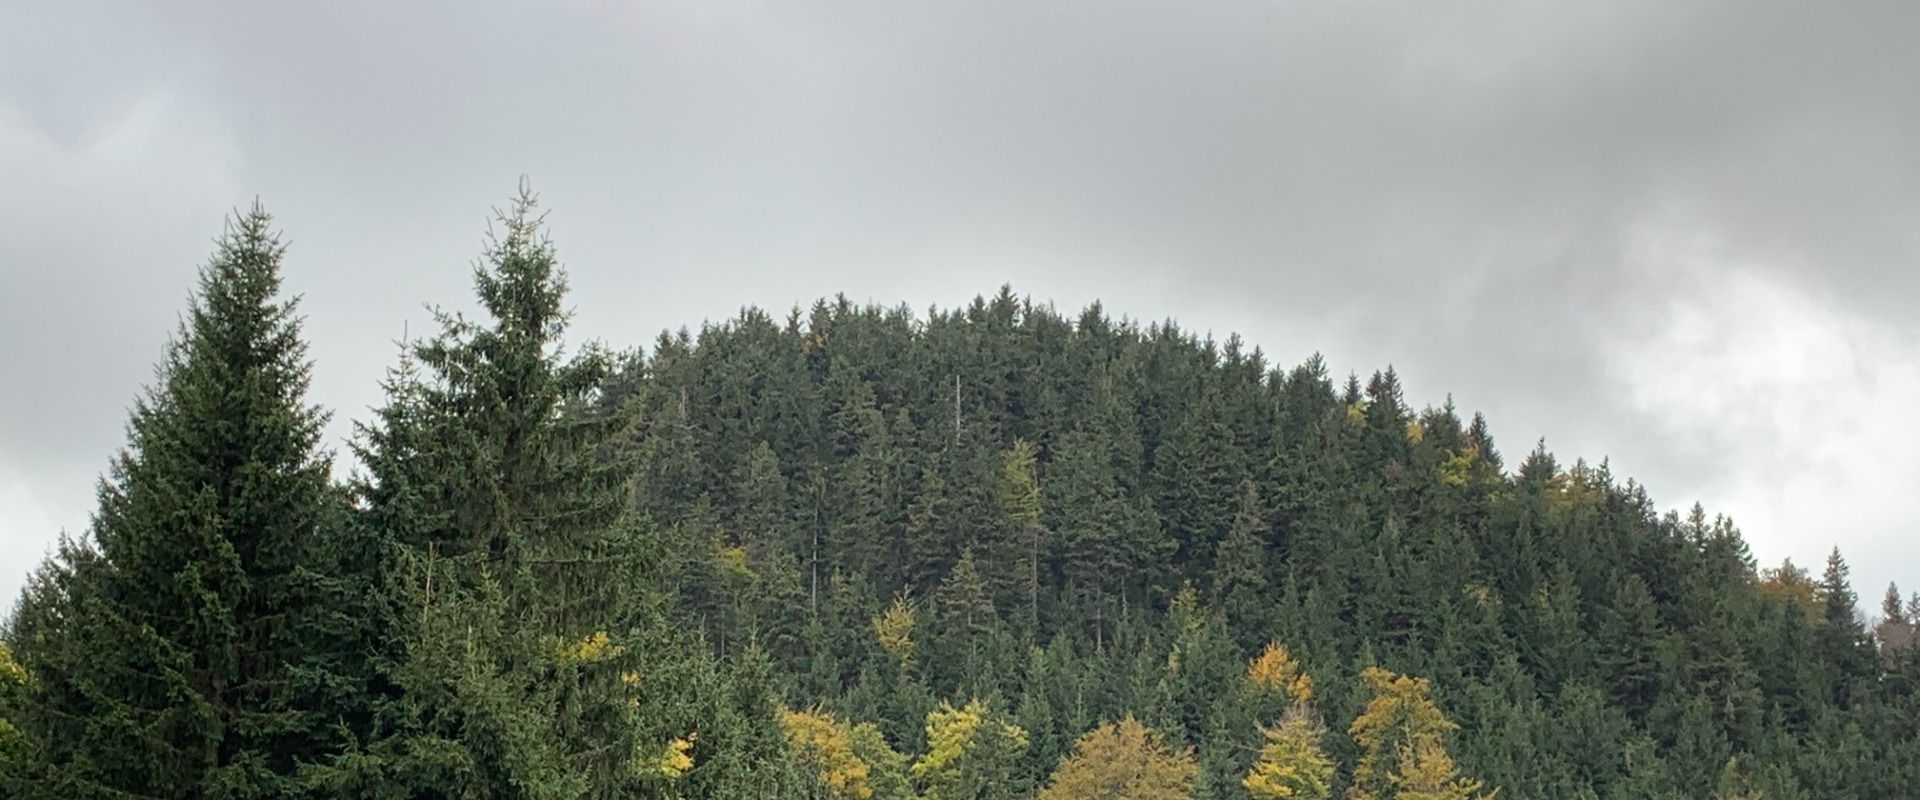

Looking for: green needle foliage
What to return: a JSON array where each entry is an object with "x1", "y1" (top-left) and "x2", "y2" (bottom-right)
[
  {"x1": 6, "y1": 192, "x2": 1919, "y2": 799},
  {"x1": 3, "y1": 205, "x2": 346, "y2": 798}
]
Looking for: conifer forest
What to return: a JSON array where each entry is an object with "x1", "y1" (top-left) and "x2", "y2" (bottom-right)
[{"x1": 4, "y1": 191, "x2": 1918, "y2": 800}]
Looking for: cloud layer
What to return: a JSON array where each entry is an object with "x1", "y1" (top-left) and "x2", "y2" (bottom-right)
[{"x1": 4, "y1": 0, "x2": 1916, "y2": 609}]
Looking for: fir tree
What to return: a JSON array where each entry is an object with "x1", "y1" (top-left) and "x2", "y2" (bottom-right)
[
  {"x1": 6, "y1": 205, "x2": 344, "y2": 799},
  {"x1": 338, "y1": 185, "x2": 658, "y2": 798},
  {"x1": 1214, "y1": 479, "x2": 1273, "y2": 651},
  {"x1": 1817, "y1": 549, "x2": 1876, "y2": 708}
]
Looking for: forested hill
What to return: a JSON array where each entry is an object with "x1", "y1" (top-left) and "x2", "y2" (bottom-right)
[
  {"x1": 616, "y1": 287, "x2": 1920, "y2": 799},
  {"x1": 3, "y1": 196, "x2": 1917, "y2": 799}
]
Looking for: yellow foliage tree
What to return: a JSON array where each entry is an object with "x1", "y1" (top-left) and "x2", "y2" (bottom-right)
[
  {"x1": 0, "y1": 642, "x2": 24, "y2": 754},
  {"x1": 555, "y1": 629, "x2": 623, "y2": 663},
  {"x1": 716, "y1": 542, "x2": 756, "y2": 581},
  {"x1": 1244, "y1": 706, "x2": 1335, "y2": 800},
  {"x1": 913, "y1": 699, "x2": 1029, "y2": 800},
  {"x1": 1037, "y1": 715, "x2": 1196, "y2": 800},
  {"x1": 780, "y1": 707, "x2": 875, "y2": 800},
  {"x1": 649, "y1": 732, "x2": 697, "y2": 779},
  {"x1": 873, "y1": 594, "x2": 917, "y2": 667},
  {"x1": 1246, "y1": 641, "x2": 1314, "y2": 703},
  {"x1": 1438, "y1": 445, "x2": 1477, "y2": 488},
  {"x1": 0, "y1": 644, "x2": 22, "y2": 686},
  {"x1": 1390, "y1": 738, "x2": 1486, "y2": 800},
  {"x1": 1347, "y1": 667, "x2": 1490, "y2": 800}
]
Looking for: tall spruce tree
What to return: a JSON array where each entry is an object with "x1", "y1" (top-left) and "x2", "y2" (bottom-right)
[
  {"x1": 4, "y1": 205, "x2": 343, "y2": 799},
  {"x1": 1816, "y1": 549, "x2": 1876, "y2": 708},
  {"x1": 336, "y1": 186, "x2": 665, "y2": 798}
]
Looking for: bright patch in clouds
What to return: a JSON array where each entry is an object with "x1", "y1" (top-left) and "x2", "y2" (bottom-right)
[{"x1": 1609, "y1": 243, "x2": 1919, "y2": 610}]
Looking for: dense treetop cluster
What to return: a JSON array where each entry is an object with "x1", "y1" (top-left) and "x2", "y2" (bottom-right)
[{"x1": 3, "y1": 192, "x2": 1915, "y2": 799}]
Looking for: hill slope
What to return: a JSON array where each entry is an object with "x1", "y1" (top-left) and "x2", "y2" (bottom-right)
[
  {"x1": 4, "y1": 200, "x2": 1916, "y2": 799},
  {"x1": 614, "y1": 286, "x2": 1920, "y2": 798}
]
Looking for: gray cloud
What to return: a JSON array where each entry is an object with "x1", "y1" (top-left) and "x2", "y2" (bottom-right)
[{"x1": 4, "y1": 0, "x2": 1917, "y2": 608}]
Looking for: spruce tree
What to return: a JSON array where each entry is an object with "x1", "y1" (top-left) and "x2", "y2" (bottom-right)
[
  {"x1": 1816, "y1": 549, "x2": 1875, "y2": 707},
  {"x1": 1213, "y1": 479, "x2": 1272, "y2": 651},
  {"x1": 339, "y1": 186, "x2": 662, "y2": 798},
  {"x1": 993, "y1": 439, "x2": 1046, "y2": 625},
  {"x1": 4, "y1": 205, "x2": 343, "y2": 798}
]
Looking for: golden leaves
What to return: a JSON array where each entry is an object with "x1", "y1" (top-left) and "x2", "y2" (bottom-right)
[
  {"x1": 779, "y1": 707, "x2": 874, "y2": 800},
  {"x1": 1347, "y1": 667, "x2": 1489, "y2": 800},
  {"x1": 1244, "y1": 707, "x2": 1334, "y2": 800},
  {"x1": 1038, "y1": 715, "x2": 1195, "y2": 800},
  {"x1": 651, "y1": 732, "x2": 697, "y2": 778},
  {"x1": 1246, "y1": 642, "x2": 1314, "y2": 703},
  {"x1": 0, "y1": 643, "x2": 24, "y2": 686},
  {"x1": 716, "y1": 544, "x2": 756, "y2": 581},
  {"x1": 555, "y1": 630, "x2": 623, "y2": 663},
  {"x1": 913, "y1": 698, "x2": 1029, "y2": 794},
  {"x1": 1439, "y1": 445, "x2": 1476, "y2": 488},
  {"x1": 873, "y1": 594, "x2": 917, "y2": 666}
]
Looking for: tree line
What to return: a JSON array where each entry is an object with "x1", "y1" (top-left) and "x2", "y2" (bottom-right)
[{"x1": 3, "y1": 189, "x2": 1917, "y2": 799}]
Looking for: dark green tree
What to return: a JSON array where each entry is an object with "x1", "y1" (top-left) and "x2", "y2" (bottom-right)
[
  {"x1": 5, "y1": 205, "x2": 346, "y2": 799},
  {"x1": 331, "y1": 186, "x2": 665, "y2": 798},
  {"x1": 1212, "y1": 479, "x2": 1272, "y2": 651}
]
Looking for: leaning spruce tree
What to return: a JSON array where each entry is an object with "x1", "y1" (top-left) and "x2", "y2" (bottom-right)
[{"x1": 3, "y1": 205, "x2": 344, "y2": 798}]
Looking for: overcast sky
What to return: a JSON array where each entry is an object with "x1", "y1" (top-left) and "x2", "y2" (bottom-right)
[{"x1": 3, "y1": 1, "x2": 1916, "y2": 612}]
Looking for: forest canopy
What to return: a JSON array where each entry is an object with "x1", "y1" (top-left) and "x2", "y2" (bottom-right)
[{"x1": 3, "y1": 191, "x2": 1917, "y2": 799}]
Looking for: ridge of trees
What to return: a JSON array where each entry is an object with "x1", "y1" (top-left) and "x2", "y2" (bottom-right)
[{"x1": 4, "y1": 190, "x2": 1917, "y2": 799}]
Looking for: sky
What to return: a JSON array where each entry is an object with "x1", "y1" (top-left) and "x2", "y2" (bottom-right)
[{"x1": 2, "y1": 0, "x2": 1916, "y2": 613}]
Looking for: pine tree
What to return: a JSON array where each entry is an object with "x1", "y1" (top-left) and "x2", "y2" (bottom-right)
[
  {"x1": 906, "y1": 467, "x2": 960, "y2": 595},
  {"x1": 732, "y1": 441, "x2": 795, "y2": 562},
  {"x1": 913, "y1": 699, "x2": 1030, "y2": 800},
  {"x1": 1150, "y1": 385, "x2": 1239, "y2": 579},
  {"x1": 1214, "y1": 479, "x2": 1272, "y2": 650},
  {"x1": 1878, "y1": 582, "x2": 1915, "y2": 655},
  {"x1": 827, "y1": 381, "x2": 897, "y2": 585},
  {"x1": 6, "y1": 205, "x2": 345, "y2": 798},
  {"x1": 1051, "y1": 425, "x2": 1147, "y2": 649},
  {"x1": 995, "y1": 439, "x2": 1046, "y2": 625},
  {"x1": 340, "y1": 186, "x2": 659, "y2": 798},
  {"x1": 938, "y1": 548, "x2": 998, "y2": 640},
  {"x1": 1595, "y1": 575, "x2": 1662, "y2": 720},
  {"x1": 1816, "y1": 549, "x2": 1875, "y2": 707},
  {"x1": 848, "y1": 721, "x2": 916, "y2": 800}
]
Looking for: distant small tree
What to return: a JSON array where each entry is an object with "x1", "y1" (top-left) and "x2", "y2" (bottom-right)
[
  {"x1": 1244, "y1": 706, "x2": 1335, "y2": 800},
  {"x1": 1876, "y1": 583, "x2": 1914, "y2": 656},
  {"x1": 780, "y1": 707, "x2": 873, "y2": 800},
  {"x1": 1347, "y1": 667, "x2": 1490, "y2": 800},
  {"x1": 914, "y1": 699, "x2": 1030, "y2": 800},
  {"x1": 1038, "y1": 715, "x2": 1196, "y2": 800}
]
